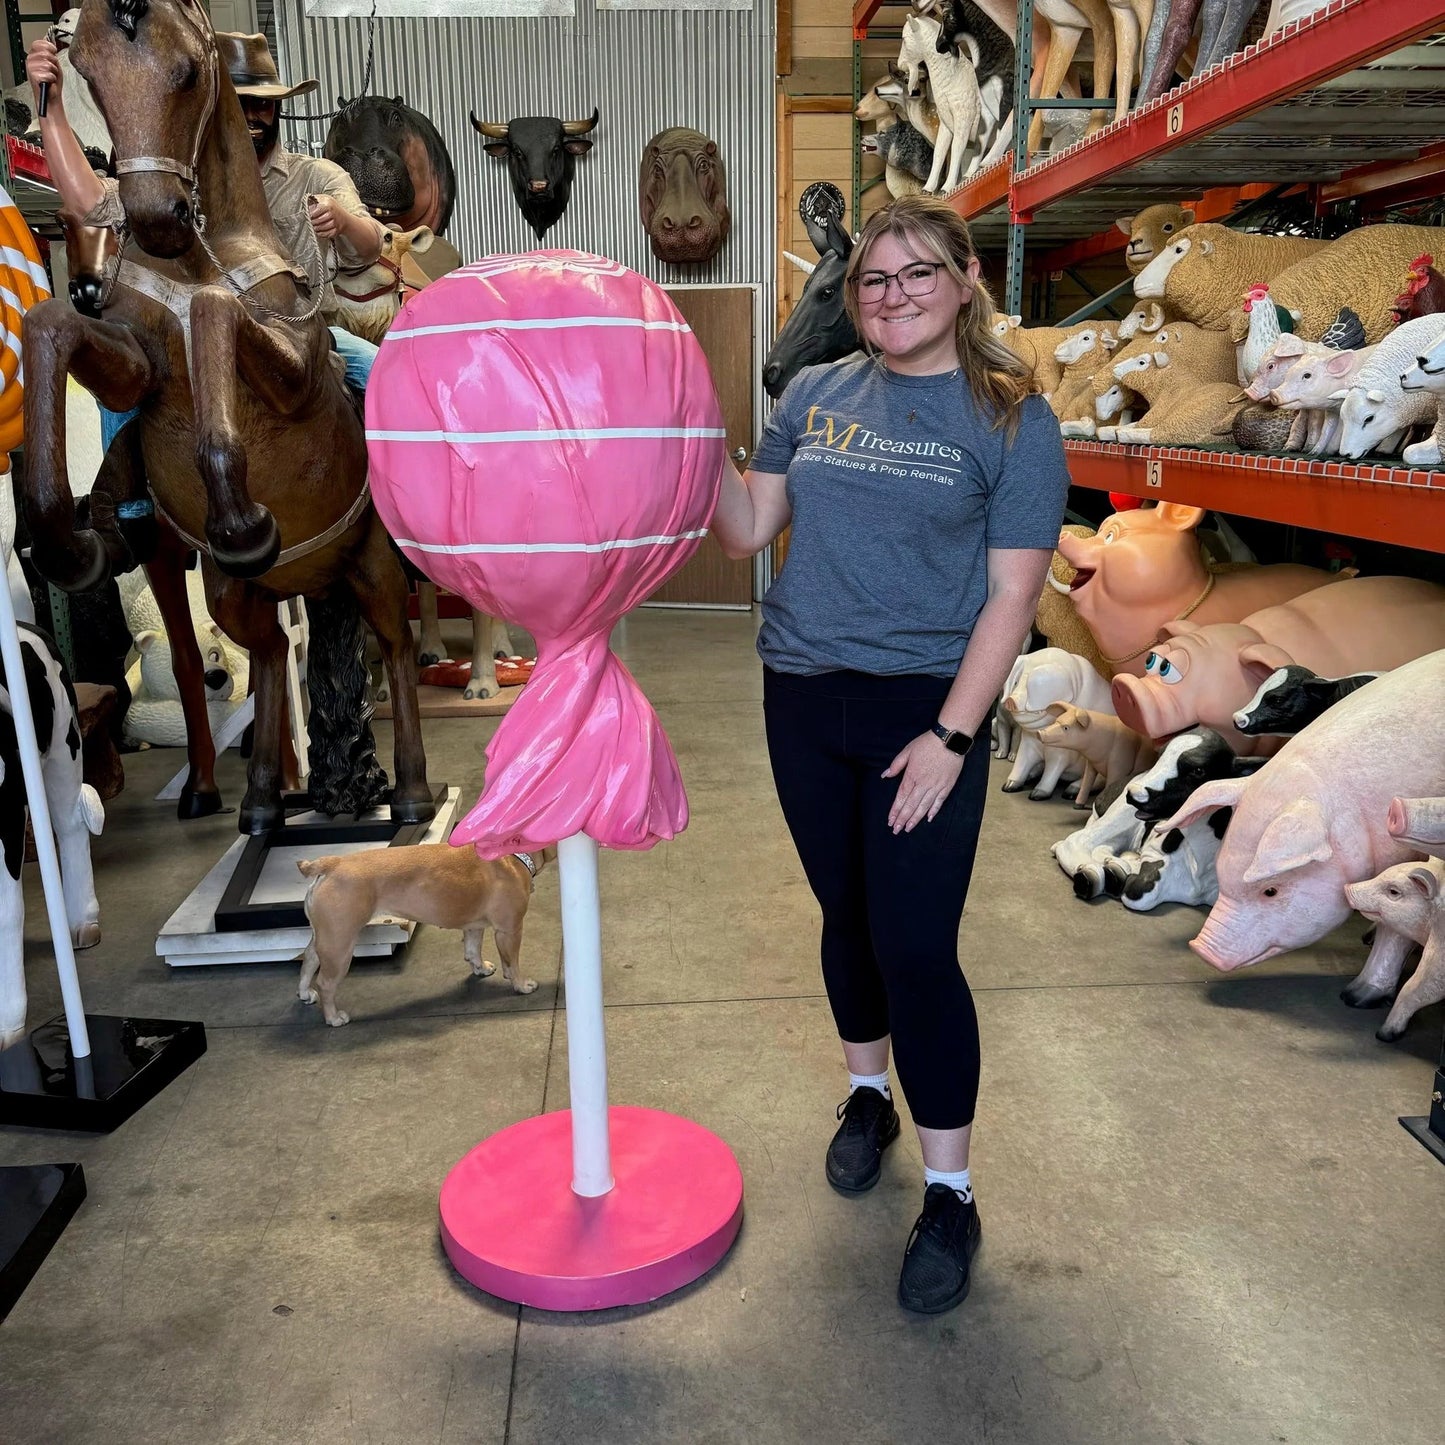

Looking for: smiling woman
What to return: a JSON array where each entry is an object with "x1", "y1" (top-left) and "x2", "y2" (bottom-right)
[{"x1": 709, "y1": 193, "x2": 1071, "y2": 1316}]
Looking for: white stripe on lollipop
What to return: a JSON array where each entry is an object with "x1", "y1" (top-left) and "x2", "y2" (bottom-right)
[
  {"x1": 386, "y1": 317, "x2": 693, "y2": 340},
  {"x1": 368, "y1": 426, "x2": 728, "y2": 443},
  {"x1": 394, "y1": 529, "x2": 709, "y2": 556}
]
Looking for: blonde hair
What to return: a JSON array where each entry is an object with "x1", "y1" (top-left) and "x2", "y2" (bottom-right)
[{"x1": 844, "y1": 194, "x2": 1031, "y2": 433}]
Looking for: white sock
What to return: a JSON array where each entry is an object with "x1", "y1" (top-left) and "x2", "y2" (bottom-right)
[
  {"x1": 848, "y1": 1070, "x2": 891, "y2": 1100},
  {"x1": 924, "y1": 1165, "x2": 973, "y2": 1202}
]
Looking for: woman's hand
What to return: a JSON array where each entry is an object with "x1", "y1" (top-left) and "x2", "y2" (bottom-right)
[
  {"x1": 883, "y1": 732, "x2": 964, "y2": 834},
  {"x1": 26, "y1": 38, "x2": 63, "y2": 113}
]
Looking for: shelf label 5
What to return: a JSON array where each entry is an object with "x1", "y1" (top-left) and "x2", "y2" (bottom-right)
[
  {"x1": 1166, "y1": 102, "x2": 1184, "y2": 137},
  {"x1": 1146, "y1": 459, "x2": 1164, "y2": 489}
]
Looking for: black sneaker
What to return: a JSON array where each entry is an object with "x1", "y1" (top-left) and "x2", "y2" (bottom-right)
[
  {"x1": 898, "y1": 1184, "x2": 981, "y2": 1314},
  {"x1": 825, "y1": 1086, "x2": 900, "y2": 1195}
]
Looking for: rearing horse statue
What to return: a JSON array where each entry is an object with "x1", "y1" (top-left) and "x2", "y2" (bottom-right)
[{"x1": 20, "y1": 0, "x2": 432, "y2": 833}]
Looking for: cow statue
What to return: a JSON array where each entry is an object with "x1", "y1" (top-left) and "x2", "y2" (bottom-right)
[
  {"x1": 470, "y1": 107, "x2": 600, "y2": 241},
  {"x1": 325, "y1": 93, "x2": 457, "y2": 235},
  {"x1": 639, "y1": 126, "x2": 730, "y2": 265},
  {"x1": 0, "y1": 624, "x2": 105, "y2": 1052}
]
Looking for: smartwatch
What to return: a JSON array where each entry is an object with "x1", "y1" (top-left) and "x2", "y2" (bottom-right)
[{"x1": 931, "y1": 722, "x2": 974, "y2": 756}]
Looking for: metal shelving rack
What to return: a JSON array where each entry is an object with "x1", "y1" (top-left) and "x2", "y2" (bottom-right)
[
  {"x1": 853, "y1": 0, "x2": 1445, "y2": 296},
  {"x1": 848, "y1": 0, "x2": 1445, "y2": 547},
  {"x1": 853, "y1": 0, "x2": 1445, "y2": 1165}
]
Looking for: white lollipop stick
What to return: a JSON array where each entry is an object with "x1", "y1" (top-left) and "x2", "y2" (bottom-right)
[{"x1": 557, "y1": 832, "x2": 613, "y2": 1197}]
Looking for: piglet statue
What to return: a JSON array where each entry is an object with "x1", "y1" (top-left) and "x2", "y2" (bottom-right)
[
  {"x1": 998, "y1": 648, "x2": 1112, "y2": 800},
  {"x1": 1111, "y1": 576, "x2": 1445, "y2": 754},
  {"x1": 1054, "y1": 503, "x2": 1340, "y2": 678},
  {"x1": 1036, "y1": 703, "x2": 1156, "y2": 810},
  {"x1": 1159, "y1": 649, "x2": 1445, "y2": 1001},
  {"x1": 1344, "y1": 859, "x2": 1445, "y2": 1041}
]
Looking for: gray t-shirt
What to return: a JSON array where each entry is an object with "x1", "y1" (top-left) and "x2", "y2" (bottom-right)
[{"x1": 751, "y1": 357, "x2": 1070, "y2": 678}]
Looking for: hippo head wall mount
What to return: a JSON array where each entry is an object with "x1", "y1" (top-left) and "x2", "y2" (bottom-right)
[
  {"x1": 639, "y1": 126, "x2": 730, "y2": 266},
  {"x1": 325, "y1": 94, "x2": 457, "y2": 235}
]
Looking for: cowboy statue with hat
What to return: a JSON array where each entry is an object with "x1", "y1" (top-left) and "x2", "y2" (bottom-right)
[
  {"x1": 25, "y1": 27, "x2": 386, "y2": 392},
  {"x1": 218, "y1": 32, "x2": 386, "y2": 388}
]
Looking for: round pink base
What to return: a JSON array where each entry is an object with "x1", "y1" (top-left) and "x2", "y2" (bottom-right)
[{"x1": 439, "y1": 1106, "x2": 744, "y2": 1311}]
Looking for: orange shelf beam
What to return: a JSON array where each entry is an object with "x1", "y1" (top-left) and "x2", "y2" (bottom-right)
[
  {"x1": 1065, "y1": 442, "x2": 1445, "y2": 551},
  {"x1": 946, "y1": 156, "x2": 1013, "y2": 223},
  {"x1": 1012, "y1": 0, "x2": 1445, "y2": 217},
  {"x1": 852, "y1": 0, "x2": 883, "y2": 41},
  {"x1": 1029, "y1": 185, "x2": 1281, "y2": 274},
  {"x1": 1319, "y1": 141, "x2": 1445, "y2": 208}
]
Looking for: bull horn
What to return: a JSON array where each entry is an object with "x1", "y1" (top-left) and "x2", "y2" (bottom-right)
[
  {"x1": 782, "y1": 251, "x2": 816, "y2": 276},
  {"x1": 562, "y1": 107, "x2": 600, "y2": 136},
  {"x1": 470, "y1": 113, "x2": 509, "y2": 139}
]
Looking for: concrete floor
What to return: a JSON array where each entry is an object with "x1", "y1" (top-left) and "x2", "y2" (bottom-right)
[{"x1": 1, "y1": 609, "x2": 1443, "y2": 1445}]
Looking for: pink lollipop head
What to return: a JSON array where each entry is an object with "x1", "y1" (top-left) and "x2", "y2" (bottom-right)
[{"x1": 366, "y1": 251, "x2": 727, "y2": 855}]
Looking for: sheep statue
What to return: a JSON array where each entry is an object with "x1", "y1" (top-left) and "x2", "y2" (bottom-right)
[
  {"x1": 1117, "y1": 202, "x2": 1195, "y2": 274},
  {"x1": 1261, "y1": 225, "x2": 1445, "y2": 344},
  {"x1": 1397, "y1": 327, "x2": 1445, "y2": 469},
  {"x1": 1335, "y1": 314, "x2": 1445, "y2": 460},
  {"x1": 1132, "y1": 223, "x2": 1328, "y2": 331}
]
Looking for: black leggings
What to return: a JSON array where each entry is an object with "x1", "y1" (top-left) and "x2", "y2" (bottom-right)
[{"x1": 763, "y1": 667, "x2": 990, "y2": 1131}]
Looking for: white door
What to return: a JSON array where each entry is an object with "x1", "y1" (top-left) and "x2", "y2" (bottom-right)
[{"x1": 206, "y1": 2, "x2": 259, "y2": 31}]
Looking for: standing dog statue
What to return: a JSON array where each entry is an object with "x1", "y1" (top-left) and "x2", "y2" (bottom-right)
[{"x1": 296, "y1": 843, "x2": 554, "y2": 1026}]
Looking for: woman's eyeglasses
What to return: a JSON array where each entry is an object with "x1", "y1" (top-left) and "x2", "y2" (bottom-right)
[{"x1": 849, "y1": 262, "x2": 943, "y2": 303}]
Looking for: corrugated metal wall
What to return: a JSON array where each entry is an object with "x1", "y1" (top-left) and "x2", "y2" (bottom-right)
[{"x1": 271, "y1": 1, "x2": 776, "y2": 334}]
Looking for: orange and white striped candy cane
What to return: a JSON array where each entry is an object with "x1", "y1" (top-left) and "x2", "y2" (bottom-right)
[{"x1": 0, "y1": 184, "x2": 54, "y2": 457}]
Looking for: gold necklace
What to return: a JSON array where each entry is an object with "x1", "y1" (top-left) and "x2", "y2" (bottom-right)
[{"x1": 1100, "y1": 574, "x2": 1217, "y2": 668}]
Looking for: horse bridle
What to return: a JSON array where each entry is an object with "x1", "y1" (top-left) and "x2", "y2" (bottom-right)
[
  {"x1": 107, "y1": 0, "x2": 330, "y2": 324},
  {"x1": 112, "y1": 0, "x2": 216, "y2": 194}
]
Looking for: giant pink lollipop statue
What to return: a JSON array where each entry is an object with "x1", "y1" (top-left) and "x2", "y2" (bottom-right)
[{"x1": 366, "y1": 251, "x2": 743, "y2": 1309}]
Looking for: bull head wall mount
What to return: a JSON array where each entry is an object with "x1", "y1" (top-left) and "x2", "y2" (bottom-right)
[
  {"x1": 639, "y1": 127, "x2": 730, "y2": 266},
  {"x1": 470, "y1": 107, "x2": 600, "y2": 241}
]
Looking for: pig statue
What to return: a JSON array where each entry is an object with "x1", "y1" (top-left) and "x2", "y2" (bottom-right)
[
  {"x1": 1037, "y1": 703, "x2": 1156, "y2": 810},
  {"x1": 1160, "y1": 649, "x2": 1445, "y2": 998},
  {"x1": 1112, "y1": 576, "x2": 1445, "y2": 755},
  {"x1": 1344, "y1": 859, "x2": 1445, "y2": 1041},
  {"x1": 1054, "y1": 503, "x2": 1342, "y2": 678},
  {"x1": 998, "y1": 648, "x2": 1114, "y2": 800}
]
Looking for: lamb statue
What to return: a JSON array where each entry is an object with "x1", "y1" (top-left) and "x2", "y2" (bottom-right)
[{"x1": 116, "y1": 567, "x2": 249, "y2": 749}]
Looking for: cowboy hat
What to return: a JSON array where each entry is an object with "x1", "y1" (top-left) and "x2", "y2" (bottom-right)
[{"x1": 215, "y1": 32, "x2": 318, "y2": 101}]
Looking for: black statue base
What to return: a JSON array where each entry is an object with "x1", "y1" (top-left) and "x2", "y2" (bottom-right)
[
  {"x1": 0, "y1": 1162, "x2": 86, "y2": 1321},
  {"x1": 1400, "y1": 1114, "x2": 1445, "y2": 1166},
  {"x1": 1399, "y1": 1029, "x2": 1445, "y2": 1167},
  {"x1": 0, "y1": 1014, "x2": 206, "y2": 1132}
]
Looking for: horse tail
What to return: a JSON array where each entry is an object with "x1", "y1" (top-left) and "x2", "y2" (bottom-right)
[{"x1": 304, "y1": 589, "x2": 389, "y2": 817}]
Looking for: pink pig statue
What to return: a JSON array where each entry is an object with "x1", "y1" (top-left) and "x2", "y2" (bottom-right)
[
  {"x1": 1054, "y1": 503, "x2": 1340, "y2": 678},
  {"x1": 1344, "y1": 859, "x2": 1445, "y2": 1041},
  {"x1": 1159, "y1": 649, "x2": 1445, "y2": 993},
  {"x1": 1111, "y1": 576, "x2": 1445, "y2": 754}
]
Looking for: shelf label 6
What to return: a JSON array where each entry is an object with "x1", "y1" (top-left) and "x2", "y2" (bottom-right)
[
  {"x1": 1146, "y1": 459, "x2": 1164, "y2": 489},
  {"x1": 1166, "y1": 102, "x2": 1184, "y2": 137}
]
